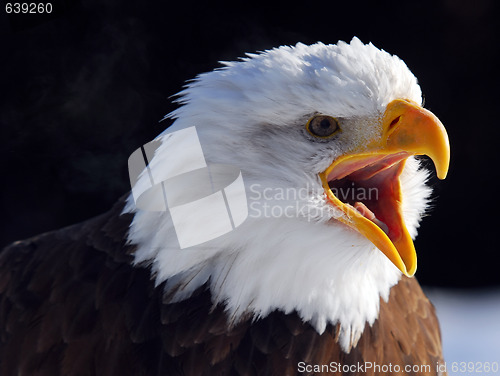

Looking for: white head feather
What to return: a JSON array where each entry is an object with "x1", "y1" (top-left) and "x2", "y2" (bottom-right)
[{"x1": 124, "y1": 37, "x2": 431, "y2": 352}]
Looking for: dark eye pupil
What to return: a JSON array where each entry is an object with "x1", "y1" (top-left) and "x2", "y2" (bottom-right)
[{"x1": 320, "y1": 119, "x2": 331, "y2": 129}]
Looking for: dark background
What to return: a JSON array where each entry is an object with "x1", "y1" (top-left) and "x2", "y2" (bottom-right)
[{"x1": 1, "y1": 0, "x2": 499, "y2": 288}]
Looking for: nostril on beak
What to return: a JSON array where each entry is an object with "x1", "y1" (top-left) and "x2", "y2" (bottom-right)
[{"x1": 389, "y1": 115, "x2": 401, "y2": 131}]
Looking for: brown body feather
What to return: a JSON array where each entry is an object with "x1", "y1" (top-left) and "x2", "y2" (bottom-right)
[{"x1": 0, "y1": 198, "x2": 445, "y2": 375}]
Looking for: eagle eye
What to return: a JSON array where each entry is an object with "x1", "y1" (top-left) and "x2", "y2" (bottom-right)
[{"x1": 306, "y1": 115, "x2": 340, "y2": 138}]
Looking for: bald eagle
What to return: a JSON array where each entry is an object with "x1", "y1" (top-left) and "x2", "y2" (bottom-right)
[{"x1": 0, "y1": 38, "x2": 450, "y2": 375}]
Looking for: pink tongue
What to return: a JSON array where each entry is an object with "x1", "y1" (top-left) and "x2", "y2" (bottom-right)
[{"x1": 354, "y1": 202, "x2": 389, "y2": 235}]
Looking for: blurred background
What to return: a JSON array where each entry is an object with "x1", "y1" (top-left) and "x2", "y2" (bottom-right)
[{"x1": 1, "y1": 0, "x2": 499, "y2": 370}]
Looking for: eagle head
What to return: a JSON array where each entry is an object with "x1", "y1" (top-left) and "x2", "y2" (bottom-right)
[{"x1": 125, "y1": 37, "x2": 450, "y2": 351}]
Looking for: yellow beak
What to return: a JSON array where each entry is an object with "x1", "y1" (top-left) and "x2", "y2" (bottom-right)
[{"x1": 320, "y1": 99, "x2": 450, "y2": 276}]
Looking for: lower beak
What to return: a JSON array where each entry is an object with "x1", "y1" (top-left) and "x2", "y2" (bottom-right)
[{"x1": 320, "y1": 99, "x2": 450, "y2": 276}]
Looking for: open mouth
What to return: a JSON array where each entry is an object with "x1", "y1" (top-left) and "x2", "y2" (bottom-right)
[
  {"x1": 318, "y1": 99, "x2": 450, "y2": 277},
  {"x1": 319, "y1": 152, "x2": 417, "y2": 277},
  {"x1": 326, "y1": 152, "x2": 410, "y2": 243}
]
